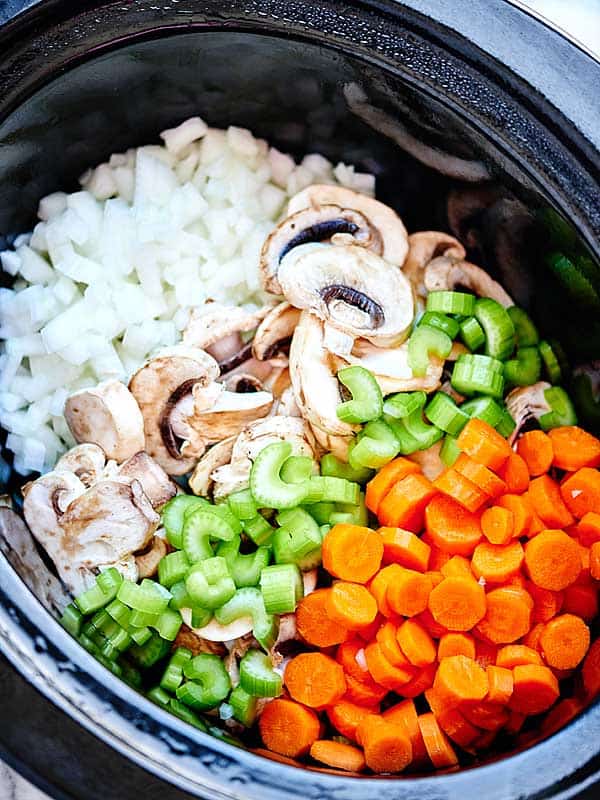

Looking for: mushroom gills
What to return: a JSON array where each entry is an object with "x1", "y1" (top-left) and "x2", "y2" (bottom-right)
[{"x1": 320, "y1": 284, "x2": 385, "y2": 329}]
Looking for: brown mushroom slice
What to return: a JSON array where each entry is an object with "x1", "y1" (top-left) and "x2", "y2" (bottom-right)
[
  {"x1": 333, "y1": 337, "x2": 443, "y2": 396},
  {"x1": 404, "y1": 231, "x2": 466, "y2": 299},
  {"x1": 54, "y1": 443, "x2": 107, "y2": 487},
  {"x1": 117, "y1": 451, "x2": 177, "y2": 508},
  {"x1": 64, "y1": 379, "x2": 145, "y2": 463},
  {"x1": 287, "y1": 184, "x2": 409, "y2": 267},
  {"x1": 252, "y1": 302, "x2": 301, "y2": 361},
  {"x1": 424, "y1": 256, "x2": 513, "y2": 307},
  {"x1": 173, "y1": 625, "x2": 228, "y2": 657},
  {"x1": 408, "y1": 441, "x2": 445, "y2": 481},
  {"x1": 189, "y1": 436, "x2": 237, "y2": 497},
  {"x1": 135, "y1": 534, "x2": 168, "y2": 578},
  {"x1": 180, "y1": 609, "x2": 254, "y2": 642},
  {"x1": 279, "y1": 244, "x2": 414, "y2": 347},
  {"x1": 505, "y1": 381, "x2": 552, "y2": 445},
  {"x1": 129, "y1": 345, "x2": 220, "y2": 475}
]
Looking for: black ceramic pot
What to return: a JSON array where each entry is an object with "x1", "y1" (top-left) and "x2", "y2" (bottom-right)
[{"x1": 0, "y1": 2, "x2": 599, "y2": 799}]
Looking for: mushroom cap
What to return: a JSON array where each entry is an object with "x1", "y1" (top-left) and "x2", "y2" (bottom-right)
[
  {"x1": 287, "y1": 184, "x2": 409, "y2": 267},
  {"x1": 252, "y1": 301, "x2": 301, "y2": 361},
  {"x1": 279, "y1": 244, "x2": 414, "y2": 347},
  {"x1": 128, "y1": 345, "x2": 220, "y2": 475},
  {"x1": 424, "y1": 256, "x2": 513, "y2": 307},
  {"x1": 135, "y1": 534, "x2": 168, "y2": 578},
  {"x1": 54, "y1": 443, "x2": 107, "y2": 487},
  {"x1": 64, "y1": 379, "x2": 145, "y2": 464},
  {"x1": 505, "y1": 381, "x2": 552, "y2": 445},
  {"x1": 117, "y1": 451, "x2": 177, "y2": 508},
  {"x1": 183, "y1": 302, "x2": 272, "y2": 351},
  {"x1": 189, "y1": 436, "x2": 237, "y2": 497},
  {"x1": 180, "y1": 609, "x2": 254, "y2": 642},
  {"x1": 404, "y1": 231, "x2": 466, "y2": 298}
]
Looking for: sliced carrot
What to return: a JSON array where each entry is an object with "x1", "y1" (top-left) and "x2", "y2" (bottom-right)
[
  {"x1": 577, "y1": 542, "x2": 591, "y2": 580},
  {"x1": 376, "y1": 621, "x2": 412, "y2": 668},
  {"x1": 355, "y1": 613, "x2": 384, "y2": 643},
  {"x1": 496, "y1": 644, "x2": 542, "y2": 668},
  {"x1": 481, "y1": 505, "x2": 514, "y2": 545},
  {"x1": 429, "y1": 545, "x2": 452, "y2": 571},
  {"x1": 498, "y1": 452, "x2": 530, "y2": 494},
  {"x1": 582, "y1": 637, "x2": 600, "y2": 698},
  {"x1": 368, "y1": 564, "x2": 404, "y2": 618},
  {"x1": 425, "y1": 688, "x2": 480, "y2": 747},
  {"x1": 284, "y1": 652, "x2": 347, "y2": 708},
  {"x1": 577, "y1": 511, "x2": 600, "y2": 546},
  {"x1": 337, "y1": 640, "x2": 379, "y2": 683},
  {"x1": 526, "y1": 505, "x2": 547, "y2": 539},
  {"x1": 327, "y1": 700, "x2": 376, "y2": 742},
  {"x1": 517, "y1": 430, "x2": 554, "y2": 477},
  {"x1": 505, "y1": 573, "x2": 527, "y2": 589},
  {"x1": 396, "y1": 663, "x2": 437, "y2": 698},
  {"x1": 397, "y1": 619, "x2": 437, "y2": 667},
  {"x1": 471, "y1": 540, "x2": 524, "y2": 583},
  {"x1": 540, "y1": 697, "x2": 584, "y2": 735},
  {"x1": 364, "y1": 642, "x2": 416, "y2": 691},
  {"x1": 438, "y1": 632, "x2": 476, "y2": 660},
  {"x1": 382, "y1": 699, "x2": 428, "y2": 764},
  {"x1": 509, "y1": 664, "x2": 559, "y2": 714},
  {"x1": 476, "y1": 585, "x2": 533, "y2": 644},
  {"x1": 365, "y1": 457, "x2": 420, "y2": 514},
  {"x1": 433, "y1": 468, "x2": 488, "y2": 513},
  {"x1": 417, "y1": 608, "x2": 449, "y2": 639},
  {"x1": 387, "y1": 567, "x2": 432, "y2": 617},
  {"x1": 344, "y1": 673, "x2": 388, "y2": 707},
  {"x1": 548, "y1": 426, "x2": 600, "y2": 471},
  {"x1": 457, "y1": 418, "x2": 512, "y2": 472},
  {"x1": 505, "y1": 710, "x2": 527, "y2": 734},
  {"x1": 418, "y1": 712, "x2": 459, "y2": 768},
  {"x1": 560, "y1": 468, "x2": 600, "y2": 519},
  {"x1": 562, "y1": 581, "x2": 598, "y2": 621},
  {"x1": 322, "y1": 524, "x2": 383, "y2": 583},
  {"x1": 524, "y1": 622, "x2": 545, "y2": 652},
  {"x1": 470, "y1": 729, "x2": 497, "y2": 751},
  {"x1": 259, "y1": 699, "x2": 322, "y2": 758},
  {"x1": 486, "y1": 665, "x2": 513, "y2": 704},
  {"x1": 527, "y1": 582, "x2": 564, "y2": 624},
  {"x1": 378, "y1": 473, "x2": 438, "y2": 532},
  {"x1": 310, "y1": 740, "x2": 366, "y2": 772},
  {"x1": 428, "y1": 576, "x2": 486, "y2": 631},
  {"x1": 454, "y1": 453, "x2": 507, "y2": 499},
  {"x1": 425, "y1": 494, "x2": 483, "y2": 556},
  {"x1": 462, "y1": 702, "x2": 509, "y2": 731},
  {"x1": 539, "y1": 613, "x2": 590, "y2": 669},
  {"x1": 524, "y1": 529, "x2": 581, "y2": 591},
  {"x1": 440, "y1": 555, "x2": 473, "y2": 579},
  {"x1": 428, "y1": 570, "x2": 445, "y2": 588},
  {"x1": 433, "y1": 654, "x2": 489, "y2": 703},
  {"x1": 496, "y1": 493, "x2": 534, "y2": 537},
  {"x1": 326, "y1": 582, "x2": 378, "y2": 630},
  {"x1": 378, "y1": 527, "x2": 431, "y2": 571},
  {"x1": 591, "y1": 542, "x2": 600, "y2": 580},
  {"x1": 357, "y1": 715, "x2": 413, "y2": 774},
  {"x1": 475, "y1": 640, "x2": 499, "y2": 669},
  {"x1": 296, "y1": 588, "x2": 348, "y2": 647}
]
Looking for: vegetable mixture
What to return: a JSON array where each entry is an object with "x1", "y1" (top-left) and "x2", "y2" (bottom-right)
[{"x1": 6, "y1": 118, "x2": 600, "y2": 776}]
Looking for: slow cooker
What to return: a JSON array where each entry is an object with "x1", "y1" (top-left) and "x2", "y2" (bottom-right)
[{"x1": 0, "y1": 1, "x2": 599, "y2": 798}]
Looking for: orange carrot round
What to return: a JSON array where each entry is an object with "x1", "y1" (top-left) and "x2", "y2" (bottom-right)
[
  {"x1": 499, "y1": 452, "x2": 530, "y2": 494},
  {"x1": 438, "y1": 632, "x2": 476, "y2": 660},
  {"x1": 382, "y1": 699, "x2": 428, "y2": 764},
  {"x1": 524, "y1": 529, "x2": 581, "y2": 591},
  {"x1": 327, "y1": 699, "x2": 375, "y2": 742},
  {"x1": 425, "y1": 494, "x2": 483, "y2": 556},
  {"x1": 378, "y1": 472, "x2": 438, "y2": 531},
  {"x1": 433, "y1": 654, "x2": 489, "y2": 703},
  {"x1": 396, "y1": 663, "x2": 437, "y2": 698},
  {"x1": 365, "y1": 457, "x2": 420, "y2": 514},
  {"x1": 457, "y1": 418, "x2": 512, "y2": 472},
  {"x1": 310, "y1": 739, "x2": 366, "y2": 772},
  {"x1": 418, "y1": 712, "x2": 459, "y2": 768},
  {"x1": 454, "y1": 453, "x2": 507, "y2": 499},
  {"x1": 378, "y1": 526, "x2": 431, "y2": 571},
  {"x1": 548, "y1": 426, "x2": 600, "y2": 471},
  {"x1": 577, "y1": 511, "x2": 600, "y2": 546},
  {"x1": 471, "y1": 540, "x2": 524, "y2": 583},
  {"x1": 517, "y1": 430, "x2": 554, "y2": 477},
  {"x1": 397, "y1": 619, "x2": 437, "y2": 667},
  {"x1": 387, "y1": 567, "x2": 432, "y2": 617},
  {"x1": 337, "y1": 640, "x2": 375, "y2": 683},
  {"x1": 424, "y1": 687, "x2": 479, "y2": 747},
  {"x1": 259, "y1": 699, "x2": 322, "y2": 758},
  {"x1": 322, "y1": 524, "x2": 383, "y2": 583},
  {"x1": 560, "y1": 468, "x2": 600, "y2": 519},
  {"x1": 326, "y1": 581, "x2": 378, "y2": 630},
  {"x1": 475, "y1": 640, "x2": 499, "y2": 669},
  {"x1": 527, "y1": 581, "x2": 564, "y2": 624},
  {"x1": 428, "y1": 576, "x2": 486, "y2": 631},
  {"x1": 486, "y1": 665, "x2": 514, "y2": 704},
  {"x1": 524, "y1": 622, "x2": 545, "y2": 652},
  {"x1": 481, "y1": 505, "x2": 514, "y2": 545},
  {"x1": 462, "y1": 702, "x2": 509, "y2": 731},
  {"x1": 476, "y1": 585, "x2": 532, "y2": 644},
  {"x1": 582, "y1": 637, "x2": 600, "y2": 699},
  {"x1": 376, "y1": 621, "x2": 411, "y2": 668},
  {"x1": 284, "y1": 652, "x2": 347, "y2": 708},
  {"x1": 440, "y1": 555, "x2": 473, "y2": 579},
  {"x1": 591, "y1": 542, "x2": 600, "y2": 580},
  {"x1": 562, "y1": 581, "x2": 598, "y2": 621},
  {"x1": 368, "y1": 564, "x2": 403, "y2": 618},
  {"x1": 496, "y1": 644, "x2": 543, "y2": 668},
  {"x1": 364, "y1": 642, "x2": 415, "y2": 691},
  {"x1": 496, "y1": 493, "x2": 534, "y2": 537},
  {"x1": 357, "y1": 715, "x2": 413, "y2": 773},
  {"x1": 509, "y1": 664, "x2": 559, "y2": 715},
  {"x1": 528, "y1": 475, "x2": 575, "y2": 529},
  {"x1": 296, "y1": 589, "x2": 349, "y2": 647},
  {"x1": 433, "y1": 467, "x2": 489, "y2": 513},
  {"x1": 344, "y1": 673, "x2": 388, "y2": 707},
  {"x1": 539, "y1": 613, "x2": 590, "y2": 669}
]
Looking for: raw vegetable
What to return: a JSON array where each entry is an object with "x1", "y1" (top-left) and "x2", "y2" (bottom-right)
[{"x1": 336, "y1": 366, "x2": 383, "y2": 423}]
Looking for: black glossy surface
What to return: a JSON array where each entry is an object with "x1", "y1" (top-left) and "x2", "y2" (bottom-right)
[{"x1": 0, "y1": 1, "x2": 599, "y2": 799}]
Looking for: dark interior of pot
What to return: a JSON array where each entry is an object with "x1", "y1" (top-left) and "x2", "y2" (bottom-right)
[{"x1": 1, "y1": 25, "x2": 599, "y2": 786}]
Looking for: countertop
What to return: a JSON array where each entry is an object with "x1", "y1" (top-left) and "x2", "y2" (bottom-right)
[{"x1": 1, "y1": 1, "x2": 598, "y2": 799}]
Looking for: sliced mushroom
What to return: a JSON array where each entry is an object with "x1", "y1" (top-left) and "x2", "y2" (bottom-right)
[
  {"x1": 64, "y1": 379, "x2": 145, "y2": 463},
  {"x1": 274, "y1": 385, "x2": 302, "y2": 418},
  {"x1": 505, "y1": 381, "x2": 552, "y2": 445},
  {"x1": 408, "y1": 441, "x2": 445, "y2": 481},
  {"x1": 424, "y1": 256, "x2": 513, "y2": 307},
  {"x1": 54, "y1": 443, "x2": 107, "y2": 487},
  {"x1": 173, "y1": 624, "x2": 228, "y2": 657},
  {"x1": 135, "y1": 534, "x2": 168, "y2": 578},
  {"x1": 252, "y1": 302, "x2": 301, "y2": 360},
  {"x1": 180, "y1": 609, "x2": 254, "y2": 642},
  {"x1": 332, "y1": 337, "x2": 444, "y2": 396},
  {"x1": 117, "y1": 451, "x2": 177, "y2": 508},
  {"x1": 280, "y1": 244, "x2": 414, "y2": 347},
  {"x1": 189, "y1": 436, "x2": 237, "y2": 497},
  {"x1": 129, "y1": 345, "x2": 220, "y2": 475},
  {"x1": 403, "y1": 231, "x2": 466, "y2": 299}
]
